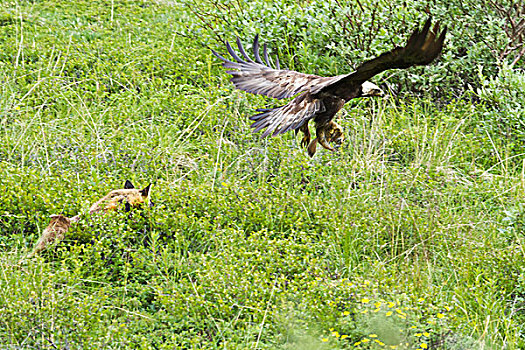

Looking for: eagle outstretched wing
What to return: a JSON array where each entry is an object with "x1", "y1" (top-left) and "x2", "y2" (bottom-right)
[
  {"x1": 212, "y1": 35, "x2": 342, "y2": 100},
  {"x1": 322, "y1": 18, "x2": 447, "y2": 98}
]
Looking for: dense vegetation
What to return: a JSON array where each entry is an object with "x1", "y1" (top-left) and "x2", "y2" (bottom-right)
[{"x1": 1, "y1": 0, "x2": 524, "y2": 348}]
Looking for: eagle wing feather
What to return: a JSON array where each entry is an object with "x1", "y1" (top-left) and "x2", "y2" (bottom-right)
[
  {"x1": 322, "y1": 18, "x2": 447, "y2": 98},
  {"x1": 212, "y1": 35, "x2": 339, "y2": 100}
]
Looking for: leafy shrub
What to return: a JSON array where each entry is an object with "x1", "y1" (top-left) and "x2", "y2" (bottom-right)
[{"x1": 475, "y1": 65, "x2": 525, "y2": 166}]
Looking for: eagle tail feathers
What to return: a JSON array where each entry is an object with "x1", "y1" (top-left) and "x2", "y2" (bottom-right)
[{"x1": 248, "y1": 93, "x2": 322, "y2": 137}]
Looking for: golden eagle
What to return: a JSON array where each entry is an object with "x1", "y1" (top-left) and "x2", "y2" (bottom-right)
[{"x1": 213, "y1": 18, "x2": 446, "y2": 156}]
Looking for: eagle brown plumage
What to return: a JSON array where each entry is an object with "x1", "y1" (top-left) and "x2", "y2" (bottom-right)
[{"x1": 213, "y1": 18, "x2": 446, "y2": 156}]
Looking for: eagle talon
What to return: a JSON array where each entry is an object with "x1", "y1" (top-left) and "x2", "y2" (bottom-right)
[
  {"x1": 317, "y1": 128, "x2": 335, "y2": 152},
  {"x1": 299, "y1": 124, "x2": 311, "y2": 149},
  {"x1": 301, "y1": 136, "x2": 310, "y2": 149},
  {"x1": 328, "y1": 122, "x2": 345, "y2": 145}
]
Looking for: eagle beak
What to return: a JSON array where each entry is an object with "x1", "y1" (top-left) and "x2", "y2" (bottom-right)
[{"x1": 361, "y1": 81, "x2": 384, "y2": 97}]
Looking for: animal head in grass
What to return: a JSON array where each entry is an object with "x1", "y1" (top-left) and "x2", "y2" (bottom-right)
[
  {"x1": 88, "y1": 180, "x2": 152, "y2": 215},
  {"x1": 213, "y1": 17, "x2": 446, "y2": 156}
]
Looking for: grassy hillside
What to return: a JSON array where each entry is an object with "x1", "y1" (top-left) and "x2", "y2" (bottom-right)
[{"x1": 1, "y1": 0, "x2": 524, "y2": 348}]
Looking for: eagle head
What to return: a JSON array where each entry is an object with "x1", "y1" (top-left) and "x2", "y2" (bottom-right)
[{"x1": 361, "y1": 81, "x2": 384, "y2": 97}]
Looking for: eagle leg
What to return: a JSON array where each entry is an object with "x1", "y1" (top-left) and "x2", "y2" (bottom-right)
[
  {"x1": 328, "y1": 121, "x2": 345, "y2": 145},
  {"x1": 307, "y1": 138, "x2": 318, "y2": 157},
  {"x1": 317, "y1": 126, "x2": 335, "y2": 153},
  {"x1": 299, "y1": 124, "x2": 311, "y2": 148}
]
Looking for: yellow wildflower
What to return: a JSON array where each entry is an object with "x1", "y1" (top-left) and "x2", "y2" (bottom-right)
[
  {"x1": 322, "y1": 338, "x2": 328, "y2": 342},
  {"x1": 387, "y1": 302, "x2": 395, "y2": 308},
  {"x1": 374, "y1": 339, "x2": 385, "y2": 346},
  {"x1": 354, "y1": 341, "x2": 361, "y2": 346},
  {"x1": 343, "y1": 311, "x2": 350, "y2": 316},
  {"x1": 341, "y1": 334, "x2": 348, "y2": 340},
  {"x1": 415, "y1": 333, "x2": 422, "y2": 337},
  {"x1": 423, "y1": 332, "x2": 430, "y2": 337},
  {"x1": 437, "y1": 313, "x2": 445, "y2": 319},
  {"x1": 369, "y1": 334, "x2": 377, "y2": 338},
  {"x1": 362, "y1": 338, "x2": 370, "y2": 343},
  {"x1": 386, "y1": 311, "x2": 393, "y2": 316},
  {"x1": 421, "y1": 343, "x2": 428, "y2": 349},
  {"x1": 374, "y1": 301, "x2": 382, "y2": 308},
  {"x1": 361, "y1": 298, "x2": 370, "y2": 304}
]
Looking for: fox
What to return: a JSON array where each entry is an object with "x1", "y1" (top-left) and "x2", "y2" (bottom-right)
[
  {"x1": 88, "y1": 180, "x2": 152, "y2": 214},
  {"x1": 26, "y1": 214, "x2": 80, "y2": 259},
  {"x1": 24, "y1": 180, "x2": 152, "y2": 260}
]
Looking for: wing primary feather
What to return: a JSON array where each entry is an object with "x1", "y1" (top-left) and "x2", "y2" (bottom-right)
[
  {"x1": 211, "y1": 50, "x2": 236, "y2": 65},
  {"x1": 236, "y1": 37, "x2": 254, "y2": 63},
  {"x1": 432, "y1": 22, "x2": 440, "y2": 36},
  {"x1": 253, "y1": 35, "x2": 264, "y2": 64},
  {"x1": 263, "y1": 43, "x2": 270, "y2": 66},
  {"x1": 416, "y1": 18, "x2": 432, "y2": 47},
  {"x1": 226, "y1": 41, "x2": 244, "y2": 63},
  {"x1": 438, "y1": 26, "x2": 447, "y2": 45},
  {"x1": 406, "y1": 24, "x2": 421, "y2": 47},
  {"x1": 422, "y1": 17, "x2": 432, "y2": 35}
]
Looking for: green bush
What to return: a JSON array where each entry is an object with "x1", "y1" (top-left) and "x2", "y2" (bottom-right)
[{"x1": 475, "y1": 65, "x2": 525, "y2": 166}]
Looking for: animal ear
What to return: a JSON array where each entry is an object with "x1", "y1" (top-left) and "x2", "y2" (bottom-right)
[
  {"x1": 140, "y1": 184, "x2": 151, "y2": 197},
  {"x1": 124, "y1": 180, "x2": 135, "y2": 189}
]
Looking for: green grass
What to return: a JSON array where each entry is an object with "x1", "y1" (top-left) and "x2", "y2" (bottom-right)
[{"x1": 1, "y1": 0, "x2": 524, "y2": 349}]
